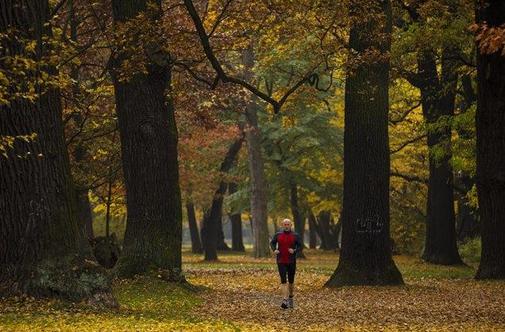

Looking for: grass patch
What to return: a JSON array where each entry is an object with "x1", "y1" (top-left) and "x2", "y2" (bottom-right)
[
  {"x1": 395, "y1": 256, "x2": 476, "y2": 280},
  {"x1": 0, "y1": 276, "x2": 236, "y2": 331}
]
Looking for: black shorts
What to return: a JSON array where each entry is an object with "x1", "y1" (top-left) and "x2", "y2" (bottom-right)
[{"x1": 277, "y1": 263, "x2": 296, "y2": 284}]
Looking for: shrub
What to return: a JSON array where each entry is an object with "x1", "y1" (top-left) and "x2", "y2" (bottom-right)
[{"x1": 459, "y1": 237, "x2": 481, "y2": 265}]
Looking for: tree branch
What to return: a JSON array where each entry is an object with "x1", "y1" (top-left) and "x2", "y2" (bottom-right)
[
  {"x1": 398, "y1": 68, "x2": 423, "y2": 88},
  {"x1": 183, "y1": 0, "x2": 317, "y2": 114},
  {"x1": 390, "y1": 134, "x2": 427, "y2": 154},
  {"x1": 173, "y1": 60, "x2": 216, "y2": 87},
  {"x1": 50, "y1": 0, "x2": 68, "y2": 18},
  {"x1": 208, "y1": 0, "x2": 234, "y2": 38},
  {"x1": 391, "y1": 170, "x2": 428, "y2": 184},
  {"x1": 389, "y1": 100, "x2": 422, "y2": 125}
]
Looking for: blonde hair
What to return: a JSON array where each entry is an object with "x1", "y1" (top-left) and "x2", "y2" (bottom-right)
[{"x1": 282, "y1": 218, "x2": 292, "y2": 225}]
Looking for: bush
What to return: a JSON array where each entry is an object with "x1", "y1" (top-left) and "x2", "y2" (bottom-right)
[{"x1": 459, "y1": 237, "x2": 481, "y2": 265}]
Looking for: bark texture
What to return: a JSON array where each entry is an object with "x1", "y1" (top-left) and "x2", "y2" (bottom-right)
[
  {"x1": 0, "y1": 0, "x2": 113, "y2": 304},
  {"x1": 475, "y1": 0, "x2": 505, "y2": 280},
  {"x1": 111, "y1": 0, "x2": 183, "y2": 279},
  {"x1": 326, "y1": 0, "x2": 403, "y2": 287}
]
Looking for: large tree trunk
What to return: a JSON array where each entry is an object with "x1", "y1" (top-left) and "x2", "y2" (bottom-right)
[
  {"x1": 243, "y1": 48, "x2": 270, "y2": 258},
  {"x1": 475, "y1": 0, "x2": 505, "y2": 280},
  {"x1": 186, "y1": 201, "x2": 203, "y2": 254},
  {"x1": 417, "y1": 49, "x2": 463, "y2": 265},
  {"x1": 245, "y1": 102, "x2": 271, "y2": 258},
  {"x1": 0, "y1": 0, "x2": 113, "y2": 303},
  {"x1": 228, "y1": 183, "x2": 245, "y2": 252},
  {"x1": 201, "y1": 137, "x2": 243, "y2": 260},
  {"x1": 326, "y1": 0, "x2": 403, "y2": 287},
  {"x1": 111, "y1": 0, "x2": 183, "y2": 279}
]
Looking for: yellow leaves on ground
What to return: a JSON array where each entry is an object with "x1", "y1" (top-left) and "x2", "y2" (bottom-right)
[
  {"x1": 1, "y1": 250, "x2": 505, "y2": 331},
  {"x1": 187, "y1": 250, "x2": 505, "y2": 331}
]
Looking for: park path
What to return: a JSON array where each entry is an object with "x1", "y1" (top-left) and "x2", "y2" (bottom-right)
[{"x1": 186, "y1": 267, "x2": 505, "y2": 331}]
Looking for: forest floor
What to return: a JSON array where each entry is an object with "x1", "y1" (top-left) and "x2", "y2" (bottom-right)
[{"x1": 1, "y1": 250, "x2": 505, "y2": 331}]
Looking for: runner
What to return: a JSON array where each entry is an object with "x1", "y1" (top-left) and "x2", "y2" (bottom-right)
[{"x1": 270, "y1": 218, "x2": 302, "y2": 309}]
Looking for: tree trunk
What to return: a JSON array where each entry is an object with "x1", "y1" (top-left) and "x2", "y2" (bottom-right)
[
  {"x1": 243, "y1": 48, "x2": 271, "y2": 258},
  {"x1": 67, "y1": 0, "x2": 94, "y2": 242},
  {"x1": 289, "y1": 183, "x2": 305, "y2": 257},
  {"x1": 104, "y1": 166, "x2": 113, "y2": 239},
  {"x1": 111, "y1": 0, "x2": 183, "y2": 280},
  {"x1": 201, "y1": 137, "x2": 243, "y2": 260},
  {"x1": 455, "y1": 172, "x2": 479, "y2": 241},
  {"x1": 399, "y1": 0, "x2": 462, "y2": 265},
  {"x1": 77, "y1": 190, "x2": 94, "y2": 240},
  {"x1": 456, "y1": 195, "x2": 479, "y2": 241},
  {"x1": 186, "y1": 201, "x2": 203, "y2": 254},
  {"x1": 416, "y1": 49, "x2": 463, "y2": 265},
  {"x1": 326, "y1": 0, "x2": 403, "y2": 287},
  {"x1": 0, "y1": 0, "x2": 113, "y2": 303},
  {"x1": 455, "y1": 74, "x2": 479, "y2": 242},
  {"x1": 316, "y1": 211, "x2": 337, "y2": 250},
  {"x1": 228, "y1": 183, "x2": 245, "y2": 252},
  {"x1": 475, "y1": 0, "x2": 505, "y2": 280},
  {"x1": 216, "y1": 215, "x2": 230, "y2": 251},
  {"x1": 245, "y1": 101, "x2": 271, "y2": 258},
  {"x1": 308, "y1": 213, "x2": 318, "y2": 249}
]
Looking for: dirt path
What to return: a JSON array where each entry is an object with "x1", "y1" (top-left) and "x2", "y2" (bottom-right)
[{"x1": 187, "y1": 268, "x2": 505, "y2": 331}]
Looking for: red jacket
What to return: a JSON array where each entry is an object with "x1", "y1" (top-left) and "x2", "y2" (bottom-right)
[{"x1": 270, "y1": 231, "x2": 302, "y2": 264}]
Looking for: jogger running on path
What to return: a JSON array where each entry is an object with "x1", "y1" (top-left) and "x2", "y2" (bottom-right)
[{"x1": 270, "y1": 218, "x2": 302, "y2": 309}]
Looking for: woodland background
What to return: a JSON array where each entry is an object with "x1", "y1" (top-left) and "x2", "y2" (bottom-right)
[{"x1": 1, "y1": 0, "x2": 505, "y2": 330}]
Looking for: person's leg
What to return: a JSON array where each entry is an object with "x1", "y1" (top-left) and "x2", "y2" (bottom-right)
[
  {"x1": 287, "y1": 263, "x2": 296, "y2": 308},
  {"x1": 277, "y1": 263, "x2": 289, "y2": 309},
  {"x1": 281, "y1": 284, "x2": 289, "y2": 300}
]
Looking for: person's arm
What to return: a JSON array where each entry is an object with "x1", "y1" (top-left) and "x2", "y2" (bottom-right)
[{"x1": 270, "y1": 233, "x2": 279, "y2": 252}]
